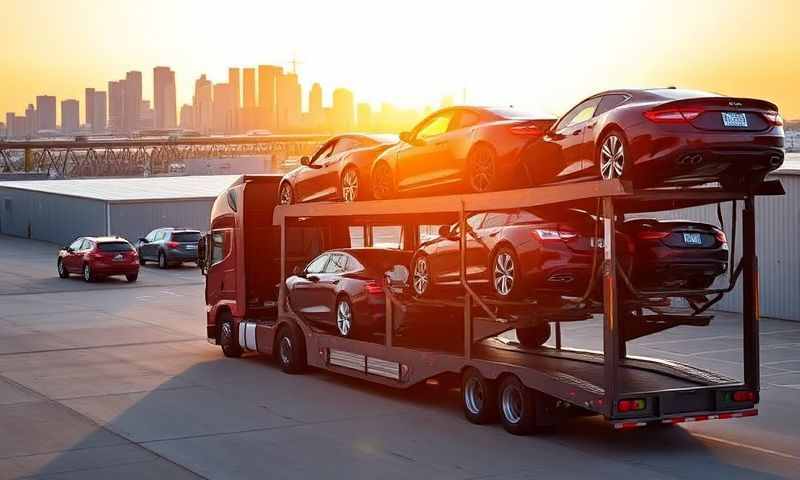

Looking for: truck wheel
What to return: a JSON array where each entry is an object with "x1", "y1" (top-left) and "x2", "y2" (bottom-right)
[
  {"x1": 516, "y1": 324, "x2": 551, "y2": 348},
  {"x1": 219, "y1": 317, "x2": 242, "y2": 358},
  {"x1": 498, "y1": 376, "x2": 537, "y2": 435},
  {"x1": 276, "y1": 324, "x2": 306, "y2": 374},
  {"x1": 462, "y1": 368, "x2": 497, "y2": 424}
]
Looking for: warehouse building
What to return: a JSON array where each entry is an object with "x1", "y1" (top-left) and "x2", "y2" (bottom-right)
[{"x1": 0, "y1": 175, "x2": 239, "y2": 246}]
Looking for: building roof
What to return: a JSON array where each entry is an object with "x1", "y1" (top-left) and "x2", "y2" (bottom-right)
[{"x1": 0, "y1": 175, "x2": 240, "y2": 202}]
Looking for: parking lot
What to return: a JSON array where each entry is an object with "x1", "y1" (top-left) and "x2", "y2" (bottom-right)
[{"x1": 1, "y1": 233, "x2": 800, "y2": 479}]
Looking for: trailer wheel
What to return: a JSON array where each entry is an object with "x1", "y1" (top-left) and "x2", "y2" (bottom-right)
[
  {"x1": 515, "y1": 324, "x2": 551, "y2": 348},
  {"x1": 219, "y1": 316, "x2": 242, "y2": 358},
  {"x1": 462, "y1": 368, "x2": 497, "y2": 424},
  {"x1": 498, "y1": 376, "x2": 538, "y2": 435},
  {"x1": 276, "y1": 324, "x2": 306, "y2": 374}
]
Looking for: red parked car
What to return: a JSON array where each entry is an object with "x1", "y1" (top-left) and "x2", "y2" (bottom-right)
[{"x1": 57, "y1": 236, "x2": 139, "y2": 282}]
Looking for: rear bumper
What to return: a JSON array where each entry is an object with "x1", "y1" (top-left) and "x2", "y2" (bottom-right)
[
  {"x1": 165, "y1": 249, "x2": 198, "y2": 262},
  {"x1": 92, "y1": 262, "x2": 139, "y2": 275},
  {"x1": 632, "y1": 261, "x2": 727, "y2": 289}
]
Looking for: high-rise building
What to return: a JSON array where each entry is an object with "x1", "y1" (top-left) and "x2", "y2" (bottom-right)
[
  {"x1": 24, "y1": 104, "x2": 37, "y2": 136},
  {"x1": 228, "y1": 68, "x2": 241, "y2": 109},
  {"x1": 140, "y1": 100, "x2": 155, "y2": 129},
  {"x1": 85, "y1": 88, "x2": 95, "y2": 130},
  {"x1": 257, "y1": 65, "x2": 282, "y2": 128},
  {"x1": 61, "y1": 99, "x2": 80, "y2": 133},
  {"x1": 91, "y1": 91, "x2": 107, "y2": 131},
  {"x1": 332, "y1": 88, "x2": 354, "y2": 132},
  {"x1": 193, "y1": 74, "x2": 213, "y2": 134},
  {"x1": 36, "y1": 95, "x2": 56, "y2": 131},
  {"x1": 212, "y1": 83, "x2": 234, "y2": 133},
  {"x1": 153, "y1": 66, "x2": 177, "y2": 129},
  {"x1": 107, "y1": 80, "x2": 125, "y2": 131},
  {"x1": 276, "y1": 72, "x2": 301, "y2": 131},
  {"x1": 123, "y1": 71, "x2": 142, "y2": 132},
  {"x1": 179, "y1": 104, "x2": 194, "y2": 129},
  {"x1": 242, "y1": 68, "x2": 256, "y2": 108},
  {"x1": 308, "y1": 83, "x2": 324, "y2": 130},
  {"x1": 5, "y1": 113, "x2": 15, "y2": 137},
  {"x1": 357, "y1": 102, "x2": 372, "y2": 132}
]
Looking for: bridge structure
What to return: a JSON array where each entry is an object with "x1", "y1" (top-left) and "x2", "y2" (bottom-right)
[{"x1": 0, "y1": 134, "x2": 329, "y2": 177}]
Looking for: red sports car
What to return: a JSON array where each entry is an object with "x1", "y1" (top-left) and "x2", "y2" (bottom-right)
[
  {"x1": 520, "y1": 88, "x2": 784, "y2": 190},
  {"x1": 279, "y1": 134, "x2": 398, "y2": 204},
  {"x1": 369, "y1": 106, "x2": 555, "y2": 199},
  {"x1": 57, "y1": 236, "x2": 139, "y2": 282}
]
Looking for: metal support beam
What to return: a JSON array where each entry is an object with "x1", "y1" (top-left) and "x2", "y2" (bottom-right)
[
  {"x1": 460, "y1": 202, "x2": 471, "y2": 360},
  {"x1": 602, "y1": 197, "x2": 619, "y2": 414},
  {"x1": 742, "y1": 196, "x2": 759, "y2": 391}
]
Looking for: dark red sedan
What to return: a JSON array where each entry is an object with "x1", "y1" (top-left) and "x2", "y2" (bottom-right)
[
  {"x1": 57, "y1": 236, "x2": 139, "y2": 282},
  {"x1": 370, "y1": 106, "x2": 555, "y2": 199},
  {"x1": 521, "y1": 88, "x2": 784, "y2": 190}
]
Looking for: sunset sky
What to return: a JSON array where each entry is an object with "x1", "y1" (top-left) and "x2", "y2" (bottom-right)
[{"x1": 2, "y1": 0, "x2": 799, "y2": 122}]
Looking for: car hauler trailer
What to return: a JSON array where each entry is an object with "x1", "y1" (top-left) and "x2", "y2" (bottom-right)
[{"x1": 203, "y1": 174, "x2": 784, "y2": 434}]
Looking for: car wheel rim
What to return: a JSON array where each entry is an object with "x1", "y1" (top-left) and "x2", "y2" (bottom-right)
[
  {"x1": 501, "y1": 383, "x2": 524, "y2": 424},
  {"x1": 493, "y1": 252, "x2": 515, "y2": 296},
  {"x1": 413, "y1": 257, "x2": 429, "y2": 295},
  {"x1": 280, "y1": 184, "x2": 292, "y2": 205},
  {"x1": 464, "y1": 376, "x2": 485, "y2": 415},
  {"x1": 279, "y1": 336, "x2": 292, "y2": 365},
  {"x1": 342, "y1": 170, "x2": 358, "y2": 202},
  {"x1": 373, "y1": 164, "x2": 392, "y2": 198},
  {"x1": 600, "y1": 135, "x2": 624, "y2": 180},
  {"x1": 336, "y1": 301, "x2": 352, "y2": 336},
  {"x1": 470, "y1": 149, "x2": 495, "y2": 192},
  {"x1": 58, "y1": 261, "x2": 64, "y2": 275},
  {"x1": 83, "y1": 265, "x2": 90, "y2": 281}
]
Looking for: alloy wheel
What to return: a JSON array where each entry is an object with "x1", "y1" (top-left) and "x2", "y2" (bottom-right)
[
  {"x1": 279, "y1": 335, "x2": 293, "y2": 365},
  {"x1": 83, "y1": 264, "x2": 91, "y2": 282},
  {"x1": 58, "y1": 260, "x2": 65, "y2": 277},
  {"x1": 341, "y1": 170, "x2": 359, "y2": 202},
  {"x1": 600, "y1": 135, "x2": 624, "y2": 180},
  {"x1": 469, "y1": 148, "x2": 496, "y2": 192},
  {"x1": 493, "y1": 252, "x2": 515, "y2": 296},
  {"x1": 413, "y1": 256, "x2": 429, "y2": 296},
  {"x1": 279, "y1": 183, "x2": 293, "y2": 205},
  {"x1": 501, "y1": 382, "x2": 524, "y2": 425},
  {"x1": 336, "y1": 300, "x2": 352, "y2": 336}
]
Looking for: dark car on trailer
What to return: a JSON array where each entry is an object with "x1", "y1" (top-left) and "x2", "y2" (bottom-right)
[
  {"x1": 369, "y1": 106, "x2": 555, "y2": 199},
  {"x1": 278, "y1": 134, "x2": 398, "y2": 204},
  {"x1": 137, "y1": 228, "x2": 202, "y2": 268},
  {"x1": 285, "y1": 248, "x2": 412, "y2": 339},
  {"x1": 57, "y1": 236, "x2": 139, "y2": 282},
  {"x1": 520, "y1": 88, "x2": 784, "y2": 190}
]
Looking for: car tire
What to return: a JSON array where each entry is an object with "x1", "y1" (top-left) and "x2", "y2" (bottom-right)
[
  {"x1": 371, "y1": 162, "x2": 395, "y2": 200},
  {"x1": 490, "y1": 245, "x2": 522, "y2": 299},
  {"x1": 411, "y1": 253, "x2": 431, "y2": 298},
  {"x1": 158, "y1": 252, "x2": 168, "y2": 269},
  {"x1": 335, "y1": 296, "x2": 355, "y2": 337},
  {"x1": 219, "y1": 315, "x2": 242, "y2": 358},
  {"x1": 82, "y1": 263, "x2": 94, "y2": 283},
  {"x1": 340, "y1": 168, "x2": 360, "y2": 202},
  {"x1": 466, "y1": 144, "x2": 497, "y2": 193},
  {"x1": 516, "y1": 323, "x2": 551, "y2": 348},
  {"x1": 275, "y1": 324, "x2": 306, "y2": 374},
  {"x1": 498, "y1": 376, "x2": 538, "y2": 435},
  {"x1": 57, "y1": 259, "x2": 69, "y2": 278},
  {"x1": 279, "y1": 182, "x2": 294, "y2": 205},
  {"x1": 598, "y1": 129, "x2": 627, "y2": 181},
  {"x1": 462, "y1": 368, "x2": 498, "y2": 424},
  {"x1": 138, "y1": 249, "x2": 146, "y2": 265},
  {"x1": 125, "y1": 272, "x2": 138, "y2": 283}
]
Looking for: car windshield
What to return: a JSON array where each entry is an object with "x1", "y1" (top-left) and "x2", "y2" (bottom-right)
[
  {"x1": 172, "y1": 232, "x2": 201, "y2": 242},
  {"x1": 349, "y1": 250, "x2": 412, "y2": 272},
  {"x1": 97, "y1": 242, "x2": 133, "y2": 252}
]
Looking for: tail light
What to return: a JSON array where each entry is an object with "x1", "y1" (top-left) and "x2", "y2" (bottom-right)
[
  {"x1": 534, "y1": 227, "x2": 577, "y2": 241},
  {"x1": 510, "y1": 124, "x2": 544, "y2": 136},
  {"x1": 763, "y1": 112, "x2": 784, "y2": 127},
  {"x1": 618, "y1": 398, "x2": 647, "y2": 412},
  {"x1": 714, "y1": 229, "x2": 727, "y2": 244},
  {"x1": 365, "y1": 280, "x2": 384, "y2": 295},
  {"x1": 643, "y1": 107, "x2": 704, "y2": 124},
  {"x1": 636, "y1": 230, "x2": 670, "y2": 241},
  {"x1": 166, "y1": 241, "x2": 179, "y2": 248},
  {"x1": 724, "y1": 390, "x2": 755, "y2": 402}
]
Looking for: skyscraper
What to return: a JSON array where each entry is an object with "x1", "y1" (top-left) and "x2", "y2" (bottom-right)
[
  {"x1": 228, "y1": 68, "x2": 241, "y2": 109},
  {"x1": 179, "y1": 104, "x2": 194, "y2": 129},
  {"x1": 193, "y1": 74, "x2": 213, "y2": 134},
  {"x1": 24, "y1": 104, "x2": 36, "y2": 136},
  {"x1": 85, "y1": 88, "x2": 96, "y2": 130},
  {"x1": 61, "y1": 99, "x2": 80, "y2": 133},
  {"x1": 212, "y1": 83, "x2": 234, "y2": 133},
  {"x1": 276, "y1": 72, "x2": 301, "y2": 130},
  {"x1": 107, "y1": 80, "x2": 124, "y2": 131},
  {"x1": 257, "y1": 65, "x2": 282, "y2": 128},
  {"x1": 36, "y1": 95, "x2": 56, "y2": 131},
  {"x1": 308, "y1": 83, "x2": 324, "y2": 130},
  {"x1": 92, "y1": 91, "x2": 107, "y2": 131},
  {"x1": 357, "y1": 102, "x2": 373, "y2": 132},
  {"x1": 242, "y1": 68, "x2": 256, "y2": 109},
  {"x1": 332, "y1": 88, "x2": 354, "y2": 132},
  {"x1": 123, "y1": 71, "x2": 142, "y2": 132},
  {"x1": 153, "y1": 66, "x2": 177, "y2": 129}
]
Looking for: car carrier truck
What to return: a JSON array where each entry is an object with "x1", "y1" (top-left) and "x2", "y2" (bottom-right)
[{"x1": 202, "y1": 174, "x2": 783, "y2": 434}]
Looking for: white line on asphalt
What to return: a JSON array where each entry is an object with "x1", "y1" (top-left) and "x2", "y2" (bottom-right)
[{"x1": 691, "y1": 432, "x2": 800, "y2": 461}]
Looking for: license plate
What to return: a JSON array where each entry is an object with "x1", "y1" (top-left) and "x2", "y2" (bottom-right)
[
  {"x1": 683, "y1": 233, "x2": 703, "y2": 245},
  {"x1": 185, "y1": 245, "x2": 197, "y2": 250},
  {"x1": 113, "y1": 254, "x2": 124, "y2": 262},
  {"x1": 721, "y1": 111, "x2": 748, "y2": 128}
]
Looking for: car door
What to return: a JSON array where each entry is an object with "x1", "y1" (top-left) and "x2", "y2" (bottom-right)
[
  {"x1": 549, "y1": 97, "x2": 601, "y2": 177},
  {"x1": 142, "y1": 229, "x2": 159, "y2": 260},
  {"x1": 63, "y1": 238, "x2": 84, "y2": 272},
  {"x1": 431, "y1": 213, "x2": 486, "y2": 287},
  {"x1": 319, "y1": 253, "x2": 348, "y2": 326},
  {"x1": 295, "y1": 141, "x2": 336, "y2": 202},
  {"x1": 205, "y1": 229, "x2": 235, "y2": 311},
  {"x1": 396, "y1": 110, "x2": 456, "y2": 191},
  {"x1": 316, "y1": 137, "x2": 360, "y2": 200},
  {"x1": 471, "y1": 212, "x2": 510, "y2": 286},
  {"x1": 288, "y1": 253, "x2": 330, "y2": 324}
]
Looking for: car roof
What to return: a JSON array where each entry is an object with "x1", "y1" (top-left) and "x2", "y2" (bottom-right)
[
  {"x1": 153, "y1": 227, "x2": 200, "y2": 233},
  {"x1": 80, "y1": 236, "x2": 131, "y2": 243}
]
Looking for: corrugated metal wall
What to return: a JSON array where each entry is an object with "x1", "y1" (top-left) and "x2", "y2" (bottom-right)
[
  {"x1": 0, "y1": 188, "x2": 107, "y2": 245},
  {"x1": 633, "y1": 172, "x2": 799, "y2": 321},
  {"x1": 110, "y1": 199, "x2": 215, "y2": 244}
]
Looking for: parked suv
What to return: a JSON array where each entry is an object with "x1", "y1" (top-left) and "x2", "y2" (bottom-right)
[
  {"x1": 57, "y1": 236, "x2": 139, "y2": 282},
  {"x1": 137, "y1": 228, "x2": 202, "y2": 268}
]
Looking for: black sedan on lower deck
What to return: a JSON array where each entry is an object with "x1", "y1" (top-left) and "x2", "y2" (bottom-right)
[{"x1": 285, "y1": 248, "x2": 413, "y2": 338}]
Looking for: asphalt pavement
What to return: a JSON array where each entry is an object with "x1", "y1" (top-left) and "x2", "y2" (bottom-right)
[{"x1": 1, "y1": 234, "x2": 799, "y2": 479}]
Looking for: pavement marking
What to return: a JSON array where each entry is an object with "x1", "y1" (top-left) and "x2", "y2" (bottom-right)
[
  {"x1": 691, "y1": 432, "x2": 800, "y2": 462},
  {"x1": 0, "y1": 338, "x2": 205, "y2": 356}
]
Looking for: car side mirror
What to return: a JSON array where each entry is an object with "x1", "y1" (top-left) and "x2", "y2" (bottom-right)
[
  {"x1": 300, "y1": 156, "x2": 311, "y2": 166},
  {"x1": 65, "y1": 246, "x2": 73, "y2": 252},
  {"x1": 138, "y1": 237, "x2": 148, "y2": 243},
  {"x1": 438, "y1": 225, "x2": 452, "y2": 238},
  {"x1": 292, "y1": 265, "x2": 303, "y2": 276}
]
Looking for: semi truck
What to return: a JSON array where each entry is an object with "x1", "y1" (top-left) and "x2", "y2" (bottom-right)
[{"x1": 202, "y1": 174, "x2": 782, "y2": 434}]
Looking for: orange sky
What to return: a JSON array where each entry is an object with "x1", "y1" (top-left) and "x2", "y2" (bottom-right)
[{"x1": 1, "y1": 0, "x2": 799, "y2": 123}]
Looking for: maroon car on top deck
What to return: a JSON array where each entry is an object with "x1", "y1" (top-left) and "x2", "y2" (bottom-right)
[
  {"x1": 520, "y1": 88, "x2": 784, "y2": 190},
  {"x1": 57, "y1": 236, "x2": 139, "y2": 283},
  {"x1": 278, "y1": 134, "x2": 398, "y2": 204},
  {"x1": 369, "y1": 106, "x2": 555, "y2": 199}
]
